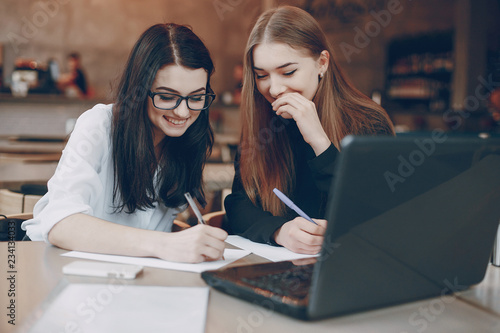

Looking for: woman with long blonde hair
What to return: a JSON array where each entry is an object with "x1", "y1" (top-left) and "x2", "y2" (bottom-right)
[{"x1": 224, "y1": 6, "x2": 394, "y2": 254}]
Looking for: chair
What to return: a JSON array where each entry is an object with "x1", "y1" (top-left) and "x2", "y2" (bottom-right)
[
  {"x1": 0, "y1": 189, "x2": 25, "y2": 215},
  {"x1": 172, "y1": 220, "x2": 191, "y2": 232},
  {"x1": 0, "y1": 189, "x2": 43, "y2": 215},
  {"x1": 172, "y1": 211, "x2": 226, "y2": 232},
  {"x1": 202, "y1": 210, "x2": 226, "y2": 229},
  {"x1": 4, "y1": 213, "x2": 33, "y2": 220}
]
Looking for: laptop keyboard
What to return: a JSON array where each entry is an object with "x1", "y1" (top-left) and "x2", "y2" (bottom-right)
[{"x1": 241, "y1": 263, "x2": 314, "y2": 299}]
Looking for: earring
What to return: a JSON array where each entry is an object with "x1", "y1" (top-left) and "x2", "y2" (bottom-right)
[{"x1": 319, "y1": 72, "x2": 324, "y2": 79}]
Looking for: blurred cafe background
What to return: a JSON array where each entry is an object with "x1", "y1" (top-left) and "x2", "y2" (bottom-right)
[{"x1": 0, "y1": 0, "x2": 499, "y2": 219}]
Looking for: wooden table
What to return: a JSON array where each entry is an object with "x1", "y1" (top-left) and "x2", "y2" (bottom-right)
[
  {"x1": 0, "y1": 138, "x2": 66, "y2": 155},
  {"x1": 1, "y1": 241, "x2": 500, "y2": 333},
  {"x1": 0, "y1": 138, "x2": 64, "y2": 190},
  {"x1": 0, "y1": 162, "x2": 58, "y2": 190}
]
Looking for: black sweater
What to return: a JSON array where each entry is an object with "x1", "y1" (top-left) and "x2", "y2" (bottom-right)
[{"x1": 224, "y1": 122, "x2": 338, "y2": 245}]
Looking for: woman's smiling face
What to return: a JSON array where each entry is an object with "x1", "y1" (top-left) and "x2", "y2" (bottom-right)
[
  {"x1": 252, "y1": 42, "x2": 324, "y2": 104},
  {"x1": 148, "y1": 64, "x2": 208, "y2": 146}
]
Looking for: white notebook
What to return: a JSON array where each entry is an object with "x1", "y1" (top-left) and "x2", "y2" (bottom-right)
[{"x1": 21, "y1": 283, "x2": 209, "y2": 333}]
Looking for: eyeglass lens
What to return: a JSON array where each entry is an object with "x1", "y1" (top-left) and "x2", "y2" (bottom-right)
[{"x1": 153, "y1": 93, "x2": 213, "y2": 110}]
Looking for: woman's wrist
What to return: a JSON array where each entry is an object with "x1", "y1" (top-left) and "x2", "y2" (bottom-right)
[
  {"x1": 310, "y1": 135, "x2": 331, "y2": 156},
  {"x1": 273, "y1": 227, "x2": 283, "y2": 246},
  {"x1": 140, "y1": 229, "x2": 164, "y2": 258}
]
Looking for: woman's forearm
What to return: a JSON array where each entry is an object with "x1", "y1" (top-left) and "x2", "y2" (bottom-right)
[
  {"x1": 48, "y1": 213, "x2": 159, "y2": 258},
  {"x1": 47, "y1": 213, "x2": 228, "y2": 263}
]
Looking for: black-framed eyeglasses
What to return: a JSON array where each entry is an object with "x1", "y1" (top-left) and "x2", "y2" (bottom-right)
[{"x1": 148, "y1": 91, "x2": 216, "y2": 111}]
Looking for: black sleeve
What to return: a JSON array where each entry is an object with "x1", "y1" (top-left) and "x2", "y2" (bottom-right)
[
  {"x1": 224, "y1": 144, "x2": 339, "y2": 245},
  {"x1": 307, "y1": 143, "x2": 338, "y2": 193},
  {"x1": 224, "y1": 153, "x2": 287, "y2": 245}
]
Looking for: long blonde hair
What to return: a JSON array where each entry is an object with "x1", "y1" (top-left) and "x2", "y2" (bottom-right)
[{"x1": 239, "y1": 6, "x2": 395, "y2": 216}]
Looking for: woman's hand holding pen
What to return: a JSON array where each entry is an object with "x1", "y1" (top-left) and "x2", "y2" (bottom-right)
[
  {"x1": 272, "y1": 92, "x2": 331, "y2": 156},
  {"x1": 152, "y1": 225, "x2": 227, "y2": 263},
  {"x1": 273, "y1": 217, "x2": 327, "y2": 254}
]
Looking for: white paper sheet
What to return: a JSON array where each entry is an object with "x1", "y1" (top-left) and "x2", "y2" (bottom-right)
[
  {"x1": 225, "y1": 235, "x2": 319, "y2": 262},
  {"x1": 25, "y1": 284, "x2": 209, "y2": 333},
  {"x1": 62, "y1": 248, "x2": 250, "y2": 273}
]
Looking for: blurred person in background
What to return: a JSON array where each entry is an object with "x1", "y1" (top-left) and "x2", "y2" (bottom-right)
[{"x1": 57, "y1": 52, "x2": 88, "y2": 98}]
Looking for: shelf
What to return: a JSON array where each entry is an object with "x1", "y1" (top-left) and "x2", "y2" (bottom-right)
[
  {"x1": 386, "y1": 31, "x2": 454, "y2": 61},
  {"x1": 387, "y1": 71, "x2": 453, "y2": 81},
  {"x1": 384, "y1": 31, "x2": 454, "y2": 114}
]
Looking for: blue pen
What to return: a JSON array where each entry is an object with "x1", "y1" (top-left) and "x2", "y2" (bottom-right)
[{"x1": 273, "y1": 188, "x2": 318, "y2": 225}]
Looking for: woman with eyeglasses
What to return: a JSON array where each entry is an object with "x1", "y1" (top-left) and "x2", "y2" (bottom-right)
[
  {"x1": 23, "y1": 24, "x2": 227, "y2": 263},
  {"x1": 224, "y1": 6, "x2": 395, "y2": 254}
]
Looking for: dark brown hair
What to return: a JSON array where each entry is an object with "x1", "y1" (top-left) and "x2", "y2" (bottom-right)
[{"x1": 112, "y1": 23, "x2": 215, "y2": 213}]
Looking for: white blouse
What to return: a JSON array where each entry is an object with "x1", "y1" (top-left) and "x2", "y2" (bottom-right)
[{"x1": 23, "y1": 103, "x2": 184, "y2": 242}]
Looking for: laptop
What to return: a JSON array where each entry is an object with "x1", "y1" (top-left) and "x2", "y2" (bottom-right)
[{"x1": 202, "y1": 134, "x2": 500, "y2": 320}]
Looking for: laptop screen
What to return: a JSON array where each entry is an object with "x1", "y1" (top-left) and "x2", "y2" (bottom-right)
[
  {"x1": 308, "y1": 134, "x2": 500, "y2": 318},
  {"x1": 203, "y1": 134, "x2": 500, "y2": 320}
]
